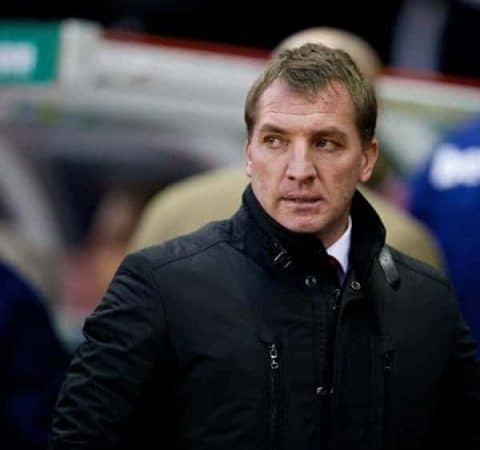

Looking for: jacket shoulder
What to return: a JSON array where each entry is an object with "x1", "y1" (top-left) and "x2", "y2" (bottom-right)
[
  {"x1": 387, "y1": 245, "x2": 451, "y2": 290},
  {"x1": 131, "y1": 219, "x2": 234, "y2": 271}
]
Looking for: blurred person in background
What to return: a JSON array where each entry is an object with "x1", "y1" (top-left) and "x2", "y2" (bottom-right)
[
  {"x1": 0, "y1": 222, "x2": 59, "y2": 306},
  {"x1": 409, "y1": 114, "x2": 480, "y2": 356},
  {"x1": 51, "y1": 42, "x2": 479, "y2": 450},
  {"x1": 0, "y1": 257, "x2": 70, "y2": 450},
  {"x1": 61, "y1": 188, "x2": 146, "y2": 341},
  {"x1": 130, "y1": 27, "x2": 443, "y2": 269}
]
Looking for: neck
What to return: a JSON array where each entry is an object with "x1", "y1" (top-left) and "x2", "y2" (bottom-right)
[
  {"x1": 238, "y1": 184, "x2": 386, "y2": 283},
  {"x1": 243, "y1": 185, "x2": 328, "y2": 263},
  {"x1": 317, "y1": 212, "x2": 351, "y2": 249}
]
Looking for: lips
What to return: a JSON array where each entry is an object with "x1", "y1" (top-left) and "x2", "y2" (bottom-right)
[
  {"x1": 282, "y1": 195, "x2": 323, "y2": 203},
  {"x1": 281, "y1": 195, "x2": 324, "y2": 209}
]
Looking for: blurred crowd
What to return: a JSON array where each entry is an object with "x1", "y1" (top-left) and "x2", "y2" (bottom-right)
[{"x1": 1, "y1": 1, "x2": 480, "y2": 448}]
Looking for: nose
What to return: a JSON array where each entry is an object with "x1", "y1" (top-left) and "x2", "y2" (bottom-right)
[{"x1": 285, "y1": 145, "x2": 317, "y2": 183}]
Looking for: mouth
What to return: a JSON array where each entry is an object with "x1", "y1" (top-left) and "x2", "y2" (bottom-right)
[{"x1": 281, "y1": 196, "x2": 324, "y2": 207}]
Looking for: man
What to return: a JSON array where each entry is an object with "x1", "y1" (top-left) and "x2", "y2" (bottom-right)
[
  {"x1": 51, "y1": 43, "x2": 479, "y2": 449},
  {"x1": 130, "y1": 28, "x2": 443, "y2": 269}
]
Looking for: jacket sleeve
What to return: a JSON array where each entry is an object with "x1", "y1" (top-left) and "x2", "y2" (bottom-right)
[
  {"x1": 436, "y1": 299, "x2": 480, "y2": 450},
  {"x1": 50, "y1": 252, "x2": 170, "y2": 450}
]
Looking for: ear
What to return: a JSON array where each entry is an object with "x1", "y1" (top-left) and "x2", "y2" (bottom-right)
[
  {"x1": 245, "y1": 140, "x2": 253, "y2": 178},
  {"x1": 359, "y1": 138, "x2": 379, "y2": 183}
]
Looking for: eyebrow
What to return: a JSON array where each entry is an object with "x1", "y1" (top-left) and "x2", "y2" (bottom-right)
[
  {"x1": 258, "y1": 123, "x2": 348, "y2": 141},
  {"x1": 313, "y1": 126, "x2": 348, "y2": 141},
  {"x1": 257, "y1": 123, "x2": 287, "y2": 134}
]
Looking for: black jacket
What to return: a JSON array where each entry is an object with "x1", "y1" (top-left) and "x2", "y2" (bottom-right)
[{"x1": 51, "y1": 187, "x2": 480, "y2": 450}]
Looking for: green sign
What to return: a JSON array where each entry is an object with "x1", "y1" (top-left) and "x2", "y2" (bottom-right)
[{"x1": 0, "y1": 21, "x2": 60, "y2": 84}]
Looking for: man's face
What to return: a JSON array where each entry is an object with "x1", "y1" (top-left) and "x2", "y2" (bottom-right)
[{"x1": 245, "y1": 79, "x2": 378, "y2": 247}]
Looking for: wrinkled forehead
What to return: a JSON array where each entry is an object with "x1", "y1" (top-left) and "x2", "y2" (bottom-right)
[{"x1": 255, "y1": 79, "x2": 357, "y2": 127}]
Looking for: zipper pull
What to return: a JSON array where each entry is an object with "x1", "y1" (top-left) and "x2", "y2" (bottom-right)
[
  {"x1": 269, "y1": 344, "x2": 279, "y2": 370},
  {"x1": 332, "y1": 288, "x2": 341, "y2": 311},
  {"x1": 383, "y1": 351, "x2": 393, "y2": 373}
]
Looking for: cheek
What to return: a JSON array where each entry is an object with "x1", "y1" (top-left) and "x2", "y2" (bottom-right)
[
  {"x1": 339, "y1": 155, "x2": 364, "y2": 179},
  {"x1": 251, "y1": 156, "x2": 280, "y2": 184},
  {"x1": 250, "y1": 162, "x2": 283, "y2": 206},
  {"x1": 249, "y1": 160, "x2": 269, "y2": 189},
  {"x1": 327, "y1": 159, "x2": 363, "y2": 194}
]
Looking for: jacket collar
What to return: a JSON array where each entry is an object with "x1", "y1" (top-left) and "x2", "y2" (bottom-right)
[
  {"x1": 349, "y1": 188, "x2": 387, "y2": 283},
  {"x1": 231, "y1": 184, "x2": 386, "y2": 284}
]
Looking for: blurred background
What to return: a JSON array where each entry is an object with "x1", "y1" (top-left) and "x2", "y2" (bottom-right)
[
  {"x1": 2, "y1": 0, "x2": 480, "y2": 336},
  {"x1": 1, "y1": 2, "x2": 480, "y2": 447}
]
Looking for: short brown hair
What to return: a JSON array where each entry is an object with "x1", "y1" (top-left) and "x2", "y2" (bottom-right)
[{"x1": 244, "y1": 43, "x2": 377, "y2": 146}]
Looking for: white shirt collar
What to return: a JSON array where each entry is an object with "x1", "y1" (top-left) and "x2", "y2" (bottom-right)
[{"x1": 326, "y1": 215, "x2": 352, "y2": 278}]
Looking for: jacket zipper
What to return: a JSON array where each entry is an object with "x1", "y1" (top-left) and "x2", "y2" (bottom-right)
[
  {"x1": 330, "y1": 275, "x2": 359, "y2": 450},
  {"x1": 383, "y1": 350, "x2": 393, "y2": 450},
  {"x1": 268, "y1": 343, "x2": 280, "y2": 450},
  {"x1": 331, "y1": 284, "x2": 345, "y2": 391}
]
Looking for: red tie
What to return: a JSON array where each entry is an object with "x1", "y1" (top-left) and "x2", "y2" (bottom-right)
[{"x1": 326, "y1": 255, "x2": 342, "y2": 287}]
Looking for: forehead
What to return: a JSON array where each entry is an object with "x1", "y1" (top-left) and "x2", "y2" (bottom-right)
[{"x1": 255, "y1": 79, "x2": 357, "y2": 133}]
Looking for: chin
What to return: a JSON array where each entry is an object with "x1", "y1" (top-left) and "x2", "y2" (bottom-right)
[{"x1": 280, "y1": 218, "x2": 324, "y2": 235}]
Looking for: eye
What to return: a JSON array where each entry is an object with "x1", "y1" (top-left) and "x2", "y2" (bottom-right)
[
  {"x1": 263, "y1": 135, "x2": 284, "y2": 149},
  {"x1": 315, "y1": 137, "x2": 338, "y2": 152}
]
